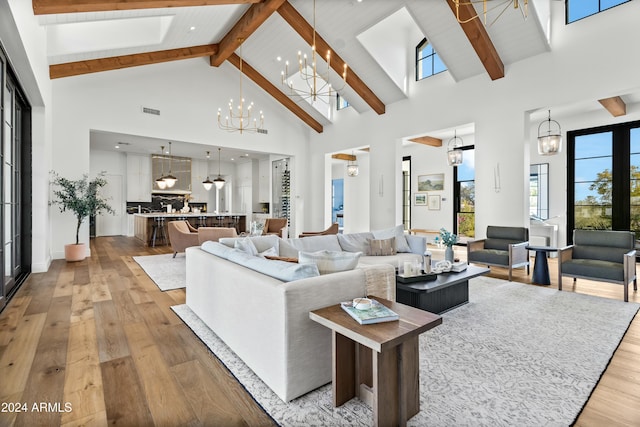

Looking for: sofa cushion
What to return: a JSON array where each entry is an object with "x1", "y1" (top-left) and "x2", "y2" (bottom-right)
[
  {"x1": 337, "y1": 232, "x2": 374, "y2": 253},
  {"x1": 234, "y1": 237, "x2": 259, "y2": 256},
  {"x1": 201, "y1": 241, "x2": 234, "y2": 259},
  {"x1": 220, "y1": 235, "x2": 280, "y2": 254},
  {"x1": 367, "y1": 237, "x2": 396, "y2": 256},
  {"x1": 287, "y1": 235, "x2": 342, "y2": 253},
  {"x1": 372, "y1": 225, "x2": 411, "y2": 253},
  {"x1": 573, "y1": 244, "x2": 632, "y2": 264},
  {"x1": 227, "y1": 248, "x2": 320, "y2": 282},
  {"x1": 298, "y1": 250, "x2": 362, "y2": 274},
  {"x1": 259, "y1": 246, "x2": 279, "y2": 257},
  {"x1": 279, "y1": 238, "x2": 300, "y2": 258},
  {"x1": 562, "y1": 258, "x2": 625, "y2": 282},
  {"x1": 467, "y1": 248, "x2": 509, "y2": 266},
  {"x1": 484, "y1": 238, "x2": 520, "y2": 251}
]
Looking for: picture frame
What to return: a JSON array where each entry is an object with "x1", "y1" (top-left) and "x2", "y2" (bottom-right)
[
  {"x1": 414, "y1": 193, "x2": 427, "y2": 206},
  {"x1": 418, "y1": 174, "x2": 445, "y2": 192},
  {"x1": 428, "y1": 194, "x2": 441, "y2": 210}
]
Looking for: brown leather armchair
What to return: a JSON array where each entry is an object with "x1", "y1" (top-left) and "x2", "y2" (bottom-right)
[
  {"x1": 197, "y1": 227, "x2": 238, "y2": 245},
  {"x1": 262, "y1": 218, "x2": 288, "y2": 238},
  {"x1": 298, "y1": 222, "x2": 339, "y2": 238},
  {"x1": 167, "y1": 220, "x2": 199, "y2": 258}
]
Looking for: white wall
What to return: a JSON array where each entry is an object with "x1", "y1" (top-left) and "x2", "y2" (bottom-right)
[{"x1": 306, "y1": 0, "x2": 640, "y2": 239}]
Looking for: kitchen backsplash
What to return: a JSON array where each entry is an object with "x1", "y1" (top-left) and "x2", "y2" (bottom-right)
[{"x1": 126, "y1": 193, "x2": 206, "y2": 214}]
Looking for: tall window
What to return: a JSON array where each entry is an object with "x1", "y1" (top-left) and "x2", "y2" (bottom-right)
[
  {"x1": 336, "y1": 94, "x2": 349, "y2": 110},
  {"x1": 568, "y1": 120, "x2": 640, "y2": 243},
  {"x1": 416, "y1": 38, "x2": 446, "y2": 81},
  {"x1": 454, "y1": 147, "x2": 475, "y2": 242},
  {"x1": 402, "y1": 156, "x2": 411, "y2": 231},
  {"x1": 567, "y1": 0, "x2": 629, "y2": 23}
]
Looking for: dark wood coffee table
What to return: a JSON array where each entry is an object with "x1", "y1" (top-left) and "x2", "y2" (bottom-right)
[
  {"x1": 309, "y1": 298, "x2": 442, "y2": 427},
  {"x1": 396, "y1": 264, "x2": 490, "y2": 314}
]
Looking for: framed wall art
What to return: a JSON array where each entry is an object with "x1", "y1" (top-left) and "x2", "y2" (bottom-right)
[
  {"x1": 417, "y1": 174, "x2": 444, "y2": 191},
  {"x1": 428, "y1": 194, "x2": 441, "y2": 210},
  {"x1": 414, "y1": 193, "x2": 427, "y2": 206}
]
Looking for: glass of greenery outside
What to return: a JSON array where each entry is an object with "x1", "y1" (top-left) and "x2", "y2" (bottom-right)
[{"x1": 50, "y1": 171, "x2": 114, "y2": 245}]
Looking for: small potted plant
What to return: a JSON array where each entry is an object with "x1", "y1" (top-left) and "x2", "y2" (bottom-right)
[
  {"x1": 439, "y1": 228, "x2": 458, "y2": 263},
  {"x1": 50, "y1": 171, "x2": 114, "y2": 261}
]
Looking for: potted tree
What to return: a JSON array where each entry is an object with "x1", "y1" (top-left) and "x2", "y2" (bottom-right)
[{"x1": 50, "y1": 171, "x2": 114, "y2": 261}]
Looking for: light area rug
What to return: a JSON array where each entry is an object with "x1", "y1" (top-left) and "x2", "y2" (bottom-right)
[
  {"x1": 171, "y1": 276, "x2": 639, "y2": 426},
  {"x1": 133, "y1": 253, "x2": 185, "y2": 291}
]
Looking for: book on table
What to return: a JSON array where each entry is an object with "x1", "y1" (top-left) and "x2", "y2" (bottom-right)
[{"x1": 340, "y1": 299, "x2": 400, "y2": 325}]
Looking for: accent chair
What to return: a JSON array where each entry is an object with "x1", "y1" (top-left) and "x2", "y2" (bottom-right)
[
  {"x1": 262, "y1": 218, "x2": 288, "y2": 238},
  {"x1": 197, "y1": 227, "x2": 238, "y2": 245},
  {"x1": 167, "y1": 220, "x2": 199, "y2": 258},
  {"x1": 558, "y1": 229, "x2": 637, "y2": 302},
  {"x1": 467, "y1": 226, "x2": 530, "y2": 281}
]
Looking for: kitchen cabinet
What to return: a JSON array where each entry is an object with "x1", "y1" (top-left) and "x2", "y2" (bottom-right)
[
  {"x1": 258, "y1": 158, "x2": 270, "y2": 203},
  {"x1": 126, "y1": 153, "x2": 152, "y2": 202}
]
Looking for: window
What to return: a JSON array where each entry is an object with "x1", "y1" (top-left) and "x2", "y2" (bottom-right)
[
  {"x1": 336, "y1": 94, "x2": 349, "y2": 110},
  {"x1": 416, "y1": 38, "x2": 446, "y2": 81},
  {"x1": 402, "y1": 157, "x2": 411, "y2": 231},
  {"x1": 453, "y1": 147, "x2": 475, "y2": 242},
  {"x1": 567, "y1": 120, "x2": 640, "y2": 243},
  {"x1": 567, "y1": 0, "x2": 629, "y2": 23}
]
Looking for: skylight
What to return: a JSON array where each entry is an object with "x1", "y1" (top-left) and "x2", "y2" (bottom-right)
[
  {"x1": 47, "y1": 15, "x2": 174, "y2": 57},
  {"x1": 357, "y1": 7, "x2": 423, "y2": 93}
]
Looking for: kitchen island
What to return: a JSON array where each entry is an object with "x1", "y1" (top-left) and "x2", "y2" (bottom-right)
[{"x1": 133, "y1": 213, "x2": 247, "y2": 246}]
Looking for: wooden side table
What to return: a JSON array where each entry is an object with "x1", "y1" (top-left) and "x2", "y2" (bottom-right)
[{"x1": 310, "y1": 298, "x2": 442, "y2": 427}]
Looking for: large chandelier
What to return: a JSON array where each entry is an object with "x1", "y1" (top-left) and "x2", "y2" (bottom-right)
[
  {"x1": 218, "y1": 40, "x2": 265, "y2": 134},
  {"x1": 451, "y1": 0, "x2": 528, "y2": 27},
  {"x1": 280, "y1": 0, "x2": 347, "y2": 103},
  {"x1": 537, "y1": 110, "x2": 562, "y2": 155}
]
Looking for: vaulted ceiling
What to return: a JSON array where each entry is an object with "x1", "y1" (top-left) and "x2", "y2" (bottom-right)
[{"x1": 34, "y1": 0, "x2": 552, "y2": 133}]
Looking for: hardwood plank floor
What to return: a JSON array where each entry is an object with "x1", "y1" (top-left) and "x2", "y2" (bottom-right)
[{"x1": 0, "y1": 236, "x2": 638, "y2": 426}]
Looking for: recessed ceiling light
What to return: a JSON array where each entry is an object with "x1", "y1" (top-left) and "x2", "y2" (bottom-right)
[
  {"x1": 189, "y1": 26, "x2": 196, "y2": 31},
  {"x1": 230, "y1": 157, "x2": 235, "y2": 161},
  {"x1": 115, "y1": 144, "x2": 120, "y2": 149},
  {"x1": 276, "y1": 56, "x2": 281, "y2": 61}
]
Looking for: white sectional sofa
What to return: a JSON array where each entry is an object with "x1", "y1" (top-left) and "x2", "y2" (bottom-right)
[{"x1": 185, "y1": 227, "x2": 426, "y2": 402}]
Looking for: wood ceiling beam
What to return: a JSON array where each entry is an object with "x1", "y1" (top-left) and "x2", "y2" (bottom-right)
[
  {"x1": 49, "y1": 44, "x2": 218, "y2": 79},
  {"x1": 210, "y1": 0, "x2": 287, "y2": 67},
  {"x1": 33, "y1": 0, "x2": 260, "y2": 14},
  {"x1": 227, "y1": 53, "x2": 323, "y2": 133},
  {"x1": 331, "y1": 153, "x2": 356, "y2": 161},
  {"x1": 277, "y1": 1, "x2": 386, "y2": 115},
  {"x1": 408, "y1": 136, "x2": 442, "y2": 147},
  {"x1": 446, "y1": 0, "x2": 504, "y2": 80},
  {"x1": 598, "y1": 96, "x2": 626, "y2": 117}
]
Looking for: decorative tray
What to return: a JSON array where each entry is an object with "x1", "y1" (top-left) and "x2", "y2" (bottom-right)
[{"x1": 396, "y1": 272, "x2": 438, "y2": 283}]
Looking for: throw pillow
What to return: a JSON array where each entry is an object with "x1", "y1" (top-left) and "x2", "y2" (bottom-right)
[
  {"x1": 372, "y1": 224, "x2": 411, "y2": 253},
  {"x1": 337, "y1": 232, "x2": 375, "y2": 252},
  {"x1": 234, "y1": 237, "x2": 258, "y2": 256},
  {"x1": 367, "y1": 237, "x2": 397, "y2": 256},
  {"x1": 298, "y1": 250, "x2": 362, "y2": 275},
  {"x1": 258, "y1": 246, "x2": 279, "y2": 258}
]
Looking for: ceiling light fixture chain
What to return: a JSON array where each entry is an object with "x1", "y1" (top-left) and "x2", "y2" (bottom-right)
[
  {"x1": 217, "y1": 39, "x2": 265, "y2": 134},
  {"x1": 214, "y1": 147, "x2": 226, "y2": 190},
  {"x1": 452, "y1": 0, "x2": 528, "y2": 27},
  {"x1": 280, "y1": 0, "x2": 348, "y2": 104}
]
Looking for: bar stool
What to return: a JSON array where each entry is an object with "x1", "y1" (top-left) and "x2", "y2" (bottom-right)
[
  {"x1": 230, "y1": 215, "x2": 241, "y2": 233},
  {"x1": 197, "y1": 216, "x2": 207, "y2": 228},
  {"x1": 149, "y1": 216, "x2": 167, "y2": 247},
  {"x1": 216, "y1": 215, "x2": 225, "y2": 227}
]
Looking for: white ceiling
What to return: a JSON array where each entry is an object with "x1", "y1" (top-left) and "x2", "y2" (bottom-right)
[{"x1": 39, "y1": 0, "x2": 639, "y2": 154}]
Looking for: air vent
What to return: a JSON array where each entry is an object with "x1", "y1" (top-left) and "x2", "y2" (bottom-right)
[
  {"x1": 142, "y1": 107, "x2": 160, "y2": 116},
  {"x1": 257, "y1": 128, "x2": 268, "y2": 135}
]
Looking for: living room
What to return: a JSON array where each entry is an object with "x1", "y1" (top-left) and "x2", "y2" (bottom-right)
[{"x1": 1, "y1": 0, "x2": 640, "y2": 425}]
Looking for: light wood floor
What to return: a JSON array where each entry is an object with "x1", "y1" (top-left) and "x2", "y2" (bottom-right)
[{"x1": 0, "y1": 237, "x2": 638, "y2": 426}]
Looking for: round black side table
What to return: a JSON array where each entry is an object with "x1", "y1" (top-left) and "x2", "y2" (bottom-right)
[{"x1": 526, "y1": 245, "x2": 558, "y2": 285}]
